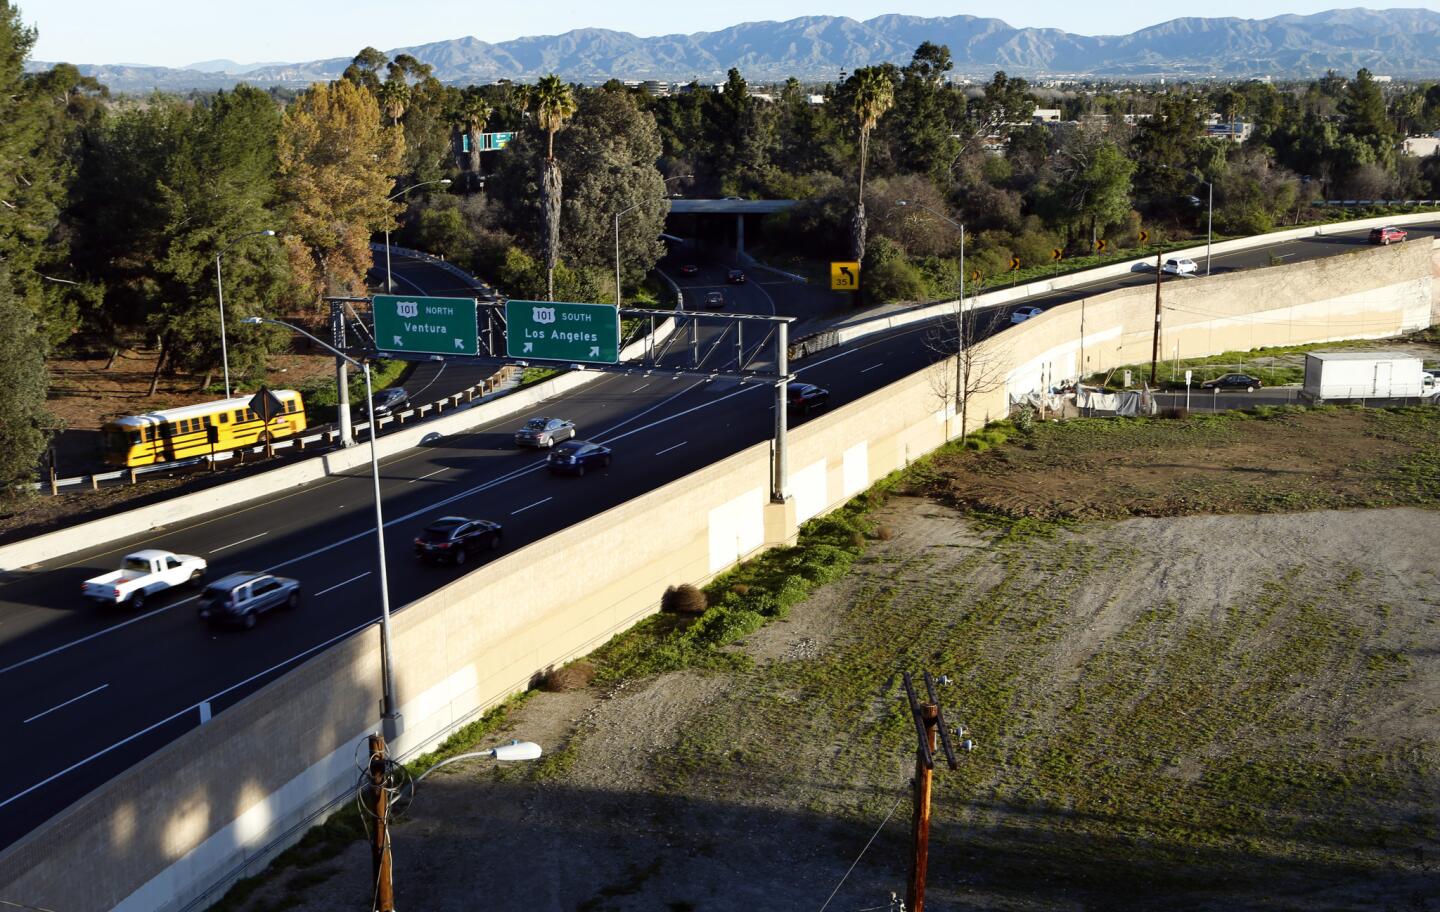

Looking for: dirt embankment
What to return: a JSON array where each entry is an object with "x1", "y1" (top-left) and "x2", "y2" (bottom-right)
[{"x1": 215, "y1": 405, "x2": 1440, "y2": 911}]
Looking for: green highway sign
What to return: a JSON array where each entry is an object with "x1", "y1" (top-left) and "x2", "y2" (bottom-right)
[
  {"x1": 505, "y1": 300, "x2": 620, "y2": 364},
  {"x1": 372, "y1": 294, "x2": 478, "y2": 356}
]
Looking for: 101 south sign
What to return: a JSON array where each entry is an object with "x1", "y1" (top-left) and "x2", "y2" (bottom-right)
[{"x1": 505, "y1": 300, "x2": 620, "y2": 364}]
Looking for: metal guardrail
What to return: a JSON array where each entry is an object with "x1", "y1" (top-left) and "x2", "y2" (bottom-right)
[
  {"x1": 788, "y1": 329, "x2": 840, "y2": 361},
  {"x1": 1317, "y1": 200, "x2": 1440, "y2": 207}
]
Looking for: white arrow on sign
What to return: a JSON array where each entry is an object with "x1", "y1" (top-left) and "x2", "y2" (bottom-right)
[
  {"x1": 589, "y1": 346, "x2": 599, "y2": 357},
  {"x1": 393, "y1": 335, "x2": 403, "y2": 346},
  {"x1": 454, "y1": 339, "x2": 464, "y2": 350},
  {"x1": 523, "y1": 342, "x2": 533, "y2": 353}
]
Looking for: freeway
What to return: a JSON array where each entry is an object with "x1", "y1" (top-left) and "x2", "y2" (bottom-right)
[{"x1": 2, "y1": 223, "x2": 1436, "y2": 851}]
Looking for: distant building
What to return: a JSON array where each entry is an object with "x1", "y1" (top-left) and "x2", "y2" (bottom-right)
[
  {"x1": 1032, "y1": 108, "x2": 1062, "y2": 123},
  {"x1": 1373, "y1": 75, "x2": 1394, "y2": 83},
  {"x1": 1206, "y1": 121, "x2": 1253, "y2": 143},
  {"x1": 1402, "y1": 135, "x2": 1440, "y2": 157},
  {"x1": 808, "y1": 94, "x2": 825, "y2": 105},
  {"x1": 641, "y1": 80, "x2": 670, "y2": 96}
]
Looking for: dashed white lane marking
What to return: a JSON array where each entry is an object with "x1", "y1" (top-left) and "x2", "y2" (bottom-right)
[
  {"x1": 510, "y1": 497, "x2": 553, "y2": 516},
  {"x1": 316, "y1": 570, "x2": 371, "y2": 596},
  {"x1": 25, "y1": 684, "x2": 109, "y2": 724},
  {"x1": 212, "y1": 532, "x2": 268, "y2": 552}
]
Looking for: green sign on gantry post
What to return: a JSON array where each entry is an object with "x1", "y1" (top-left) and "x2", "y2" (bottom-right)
[
  {"x1": 372, "y1": 294, "x2": 478, "y2": 356},
  {"x1": 505, "y1": 300, "x2": 620, "y2": 364}
]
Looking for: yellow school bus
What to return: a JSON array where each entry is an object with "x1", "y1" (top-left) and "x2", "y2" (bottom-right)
[{"x1": 99, "y1": 390, "x2": 307, "y2": 467}]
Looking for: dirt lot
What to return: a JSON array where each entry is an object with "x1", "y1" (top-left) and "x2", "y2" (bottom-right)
[{"x1": 225, "y1": 407, "x2": 1440, "y2": 912}]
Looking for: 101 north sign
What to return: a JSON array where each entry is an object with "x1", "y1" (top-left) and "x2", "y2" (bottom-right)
[
  {"x1": 372, "y1": 294, "x2": 479, "y2": 356},
  {"x1": 505, "y1": 300, "x2": 620, "y2": 364}
]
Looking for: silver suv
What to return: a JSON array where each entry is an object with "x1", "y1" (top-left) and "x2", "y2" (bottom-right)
[{"x1": 198, "y1": 572, "x2": 301, "y2": 629}]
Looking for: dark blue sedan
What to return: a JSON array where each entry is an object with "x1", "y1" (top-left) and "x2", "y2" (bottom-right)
[{"x1": 547, "y1": 440, "x2": 612, "y2": 476}]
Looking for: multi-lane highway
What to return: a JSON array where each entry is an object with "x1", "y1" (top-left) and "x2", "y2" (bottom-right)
[{"x1": 3, "y1": 222, "x2": 1436, "y2": 850}]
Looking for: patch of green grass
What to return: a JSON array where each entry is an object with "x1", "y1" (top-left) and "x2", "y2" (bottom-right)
[{"x1": 518, "y1": 366, "x2": 561, "y2": 387}]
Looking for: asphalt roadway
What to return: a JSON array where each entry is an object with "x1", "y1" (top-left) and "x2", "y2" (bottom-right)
[{"x1": 3, "y1": 224, "x2": 1437, "y2": 851}]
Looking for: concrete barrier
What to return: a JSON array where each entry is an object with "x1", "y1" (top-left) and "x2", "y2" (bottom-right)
[
  {"x1": 832, "y1": 210, "x2": 1440, "y2": 348},
  {"x1": 1, "y1": 232, "x2": 1434, "y2": 912}
]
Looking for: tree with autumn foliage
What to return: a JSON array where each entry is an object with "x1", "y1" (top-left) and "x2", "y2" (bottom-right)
[{"x1": 277, "y1": 80, "x2": 405, "y2": 305}]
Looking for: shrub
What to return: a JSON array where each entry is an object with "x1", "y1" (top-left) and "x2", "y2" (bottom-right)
[
  {"x1": 730, "y1": 583, "x2": 751, "y2": 596},
  {"x1": 686, "y1": 608, "x2": 765, "y2": 646},
  {"x1": 542, "y1": 661, "x2": 596, "y2": 692},
  {"x1": 1159, "y1": 406, "x2": 1190, "y2": 420},
  {"x1": 876, "y1": 525, "x2": 894, "y2": 541},
  {"x1": 662, "y1": 583, "x2": 708, "y2": 615},
  {"x1": 865, "y1": 257, "x2": 926, "y2": 305}
]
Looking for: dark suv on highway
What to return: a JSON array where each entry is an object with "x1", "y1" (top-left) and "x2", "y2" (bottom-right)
[{"x1": 198, "y1": 572, "x2": 301, "y2": 629}]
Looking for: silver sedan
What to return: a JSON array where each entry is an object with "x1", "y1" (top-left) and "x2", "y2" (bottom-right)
[{"x1": 514, "y1": 416, "x2": 577, "y2": 448}]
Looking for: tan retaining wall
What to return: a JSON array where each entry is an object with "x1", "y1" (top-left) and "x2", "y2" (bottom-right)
[{"x1": 0, "y1": 240, "x2": 1433, "y2": 912}]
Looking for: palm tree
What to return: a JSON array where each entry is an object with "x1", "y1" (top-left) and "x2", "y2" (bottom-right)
[
  {"x1": 376, "y1": 79, "x2": 410, "y2": 127},
  {"x1": 452, "y1": 93, "x2": 492, "y2": 188},
  {"x1": 849, "y1": 67, "x2": 894, "y2": 263},
  {"x1": 532, "y1": 74, "x2": 577, "y2": 301}
]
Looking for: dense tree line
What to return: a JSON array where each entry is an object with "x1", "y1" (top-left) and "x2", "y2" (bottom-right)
[{"x1": 6, "y1": 0, "x2": 1440, "y2": 494}]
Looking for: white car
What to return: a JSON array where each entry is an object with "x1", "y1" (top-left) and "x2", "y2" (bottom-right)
[
  {"x1": 83, "y1": 549, "x2": 207, "y2": 608},
  {"x1": 1010, "y1": 305, "x2": 1045, "y2": 324},
  {"x1": 1163, "y1": 257, "x2": 1198, "y2": 276}
]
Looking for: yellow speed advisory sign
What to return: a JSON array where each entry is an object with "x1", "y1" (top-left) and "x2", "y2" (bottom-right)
[{"x1": 830, "y1": 261, "x2": 860, "y2": 291}]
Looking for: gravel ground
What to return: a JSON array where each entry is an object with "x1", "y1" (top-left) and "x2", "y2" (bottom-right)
[{"x1": 229, "y1": 503, "x2": 1440, "y2": 912}]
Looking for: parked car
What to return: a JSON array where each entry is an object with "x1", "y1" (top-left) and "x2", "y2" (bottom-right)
[
  {"x1": 1162, "y1": 257, "x2": 1198, "y2": 276},
  {"x1": 1201, "y1": 373, "x2": 1263, "y2": 392},
  {"x1": 414, "y1": 516, "x2": 503, "y2": 565},
  {"x1": 514, "y1": 416, "x2": 577, "y2": 448},
  {"x1": 197, "y1": 572, "x2": 300, "y2": 629},
  {"x1": 787, "y1": 382, "x2": 830, "y2": 415},
  {"x1": 547, "y1": 440, "x2": 612, "y2": 476},
  {"x1": 1369, "y1": 226, "x2": 1407, "y2": 245},
  {"x1": 726, "y1": 268, "x2": 747, "y2": 284},
  {"x1": 83, "y1": 549, "x2": 207, "y2": 608},
  {"x1": 678, "y1": 263, "x2": 700, "y2": 276},
  {"x1": 703, "y1": 291, "x2": 726, "y2": 309},
  {"x1": 364, "y1": 387, "x2": 410, "y2": 416},
  {"x1": 1010, "y1": 305, "x2": 1045, "y2": 324}
]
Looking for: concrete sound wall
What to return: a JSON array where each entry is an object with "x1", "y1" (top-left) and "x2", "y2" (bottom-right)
[{"x1": 1, "y1": 241, "x2": 1434, "y2": 912}]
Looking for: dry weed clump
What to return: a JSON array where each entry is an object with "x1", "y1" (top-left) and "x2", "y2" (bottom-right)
[{"x1": 662, "y1": 583, "x2": 708, "y2": 615}]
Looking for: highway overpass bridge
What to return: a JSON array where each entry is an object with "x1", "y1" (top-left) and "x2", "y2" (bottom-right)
[{"x1": 667, "y1": 198, "x2": 799, "y2": 253}]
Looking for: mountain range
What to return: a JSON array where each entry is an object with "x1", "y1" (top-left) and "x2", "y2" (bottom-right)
[{"x1": 28, "y1": 8, "x2": 1440, "y2": 92}]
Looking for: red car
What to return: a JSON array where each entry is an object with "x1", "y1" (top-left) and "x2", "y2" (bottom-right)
[
  {"x1": 678, "y1": 264, "x2": 699, "y2": 276},
  {"x1": 1369, "y1": 226, "x2": 1407, "y2": 245}
]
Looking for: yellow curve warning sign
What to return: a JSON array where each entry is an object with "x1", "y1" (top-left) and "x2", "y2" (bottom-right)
[{"x1": 831, "y1": 261, "x2": 860, "y2": 291}]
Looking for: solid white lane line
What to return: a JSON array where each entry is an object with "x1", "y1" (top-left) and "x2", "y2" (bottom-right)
[
  {"x1": 655, "y1": 442, "x2": 687, "y2": 457},
  {"x1": 1, "y1": 616, "x2": 376, "y2": 811},
  {"x1": 315, "y1": 572, "x2": 371, "y2": 598},
  {"x1": 407, "y1": 360, "x2": 446, "y2": 400},
  {"x1": 24, "y1": 684, "x2": 109, "y2": 724},
  {"x1": 0, "y1": 596, "x2": 198, "y2": 676},
  {"x1": 861, "y1": 363, "x2": 884, "y2": 373},
  {"x1": 511, "y1": 497, "x2": 553, "y2": 516},
  {"x1": 632, "y1": 383, "x2": 650, "y2": 392},
  {"x1": 212, "y1": 532, "x2": 268, "y2": 553},
  {"x1": 407, "y1": 468, "x2": 446, "y2": 484}
]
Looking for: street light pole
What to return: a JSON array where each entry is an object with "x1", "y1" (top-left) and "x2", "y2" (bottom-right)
[
  {"x1": 241, "y1": 316, "x2": 399, "y2": 725},
  {"x1": 1205, "y1": 179, "x2": 1214, "y2": 277},
  {"x1": 383, "y1": 178, "x2": 453, "y2": 293},
  {"x1": 614, "y1": 175, "x2": 690, "y2": 308},
  {"x1": 215, "y1": 230, "x2": 277, "y2": 399}
]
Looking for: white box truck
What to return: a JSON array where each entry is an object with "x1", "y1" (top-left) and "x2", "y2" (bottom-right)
[{"x1": 1302, "y1": 352, "x2": 1438, "y2": 402}]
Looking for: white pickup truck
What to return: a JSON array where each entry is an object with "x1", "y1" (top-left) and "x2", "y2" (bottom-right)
[{"x1": 82, "y1": 549, "x2": 207, "y2": 608}]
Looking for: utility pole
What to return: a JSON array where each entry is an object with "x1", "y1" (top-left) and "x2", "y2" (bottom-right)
[
  {"x1": 1150, "y1": 251, "x2": 1163, "y2": 386},
  {"x1": 907, "y1": 701, "x2": 938, "y2": 912},
  {"x1": 367, "y1": 733, "x2": 395, "y2": 912},
  {"x1": 902, "y1": 672, "x2": 966, "y2": 912}
]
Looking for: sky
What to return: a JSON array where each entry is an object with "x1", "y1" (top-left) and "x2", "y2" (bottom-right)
[{"x1": 25, "y1": 0, "x2": 1440, "y2": 69}]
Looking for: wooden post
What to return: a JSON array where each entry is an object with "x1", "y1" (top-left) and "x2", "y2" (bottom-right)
[
  {"x1": 368, "y1": 733, "x2": 395, "y2": 911},
  {"x1": 906, "y1": 703, "x2": 939, "y2": 912}
]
